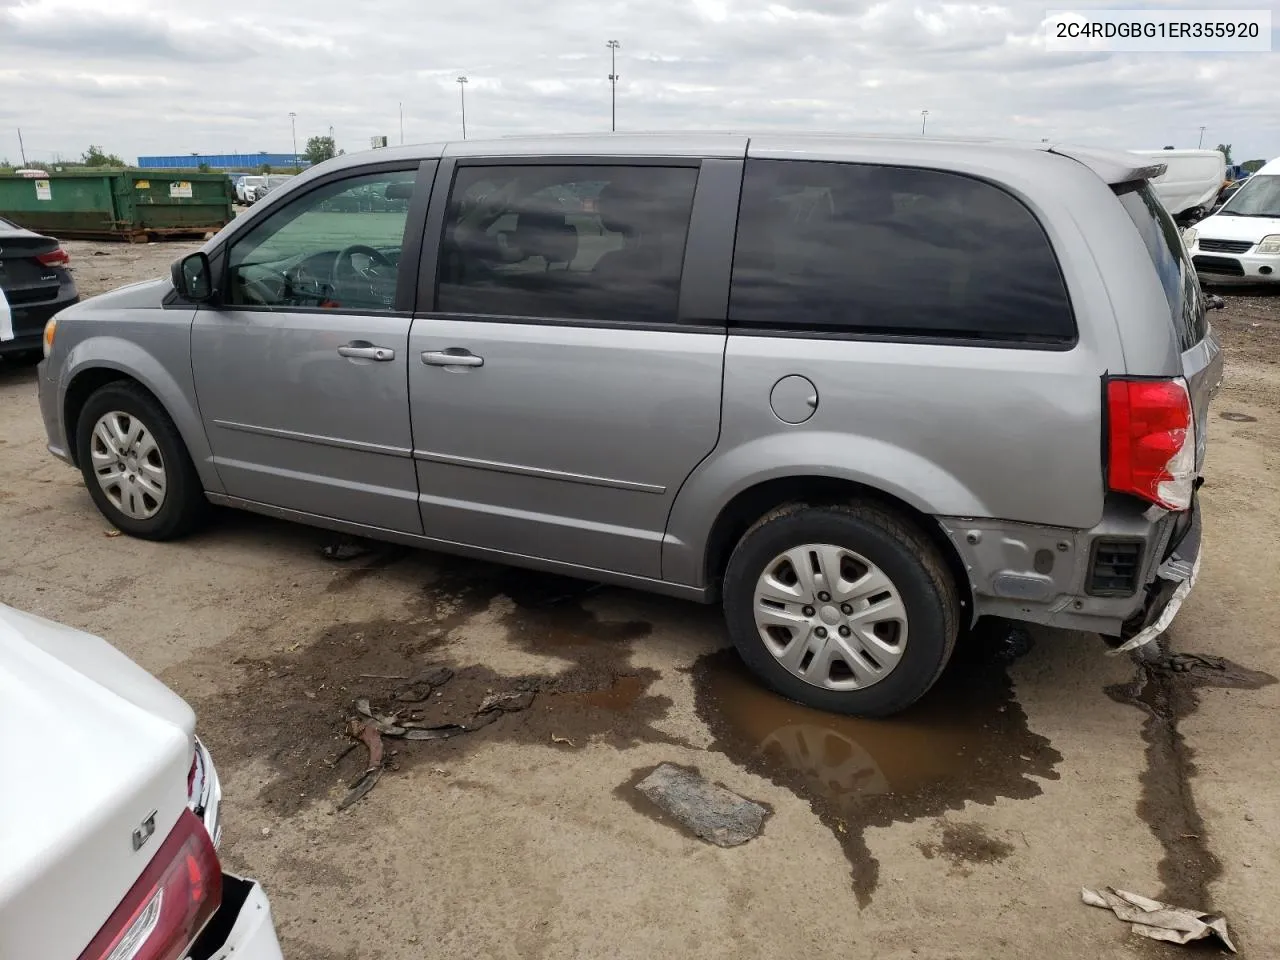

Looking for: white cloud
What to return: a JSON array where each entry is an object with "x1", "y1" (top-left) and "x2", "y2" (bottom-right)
[{"x1": 0, "y1": 0, "x2": 1276, "y2": 165}]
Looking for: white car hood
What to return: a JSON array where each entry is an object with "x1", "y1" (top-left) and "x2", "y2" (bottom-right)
[
  {"x1": 1197, "y1": 213, "x2": 1280, "y2": 242},
  {"x1": 0, "y1": 605, "x2": 194, "y2": 960}
]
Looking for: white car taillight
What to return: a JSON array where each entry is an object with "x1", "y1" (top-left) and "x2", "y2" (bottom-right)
[
  {"x1": 76, "y1": 809, "x2": 222, "y2": 960},
  {"x1": 1106, "y1": 377, "x2": 1196, "y2": 511}
]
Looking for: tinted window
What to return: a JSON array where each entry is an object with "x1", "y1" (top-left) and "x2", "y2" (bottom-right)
[
  {"x1": 1116, "y1": 182, "x2": 1205, "y2": 351},
  {"x1": 729, "y1": 159, "x2": 1075, "y2": 342},
  {"x1": 437, "y1": 164, "x2": 698, "y2": 324},
  {"x1": 227, "y1": 169, "x2": 415, "y2": 312}
]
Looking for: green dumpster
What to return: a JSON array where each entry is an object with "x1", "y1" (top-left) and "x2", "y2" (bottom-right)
[{"x1": 0, "y1": 170, "x2": 234, "y2": 242}]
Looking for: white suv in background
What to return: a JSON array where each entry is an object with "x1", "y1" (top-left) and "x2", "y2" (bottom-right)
[
  {"x1": 1185, "y1": 156, "x2": 1280, "y2": 284},
  {"x1": 235, "y1": 176, "x2": 265, "y2": 204},
  {"x1": 0, "y1": 604, "x2": 284, "y2": 960}
]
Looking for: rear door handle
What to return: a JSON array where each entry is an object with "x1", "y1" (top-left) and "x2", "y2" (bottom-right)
[
  {"x1": 338, "y1": 342, "x2": 395, "y2": 361},
  {"x1": 422, "y1": 349, "x2": 483, "y2": 368}
]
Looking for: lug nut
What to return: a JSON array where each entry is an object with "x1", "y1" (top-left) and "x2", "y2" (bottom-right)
[
  {"x1": 815, "y1": 627, "x2": 827, "y2": 638},
  {"x1": 818, "y1": 591, "x2": 831, "y2": 602},
  {"x1": 840, "y1": 603, "x2": 853, "y2": 615},
  {"x1": 802, "y1": 606, "x2": 815, "y2": 617},
  {"x1": 839, "y1": 626, "x2": 851, "y2": 637}
]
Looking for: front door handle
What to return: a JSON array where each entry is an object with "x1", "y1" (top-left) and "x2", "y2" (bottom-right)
[
  {"x1": 338, "y1": 342, "x2": 395, "y2": 362},
  {"x1": 422, "y1": 349, "x2": 483, "y2": 368}
]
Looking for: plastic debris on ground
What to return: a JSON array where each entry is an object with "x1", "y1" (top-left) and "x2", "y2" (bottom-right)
[
  {"x1": 1081, "y1": 886, "x2": 1235, "y2": 952},
  {"x1": 336, "y1": 668, "x2": 538, "y2": 808}
]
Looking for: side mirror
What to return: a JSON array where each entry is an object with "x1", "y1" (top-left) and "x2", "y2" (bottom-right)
[{"x1": 172, "y1": 252, "x2": 214, "y2": 302}]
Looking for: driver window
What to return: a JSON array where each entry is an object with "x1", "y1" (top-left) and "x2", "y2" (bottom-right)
[{"x1": 226, "y1": 169, "x2": 416, "y2": 312}]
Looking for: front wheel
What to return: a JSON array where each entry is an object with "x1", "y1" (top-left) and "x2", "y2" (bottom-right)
[
  {"x1": 75, "y1": 382, "x2": 207, "y2": 540},
  {"x1": 722, "y1": 503, "x2": 959, "y2": 717}
]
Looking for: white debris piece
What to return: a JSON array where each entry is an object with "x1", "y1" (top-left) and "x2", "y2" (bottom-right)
[{"x1": 1082, "y1": 886, "x2": 1235, "y2": 952}]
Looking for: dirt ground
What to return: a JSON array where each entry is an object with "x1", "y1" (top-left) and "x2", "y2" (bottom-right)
[{"x1": 2, "y1": 242, "x2": 1279, "y2": 959}]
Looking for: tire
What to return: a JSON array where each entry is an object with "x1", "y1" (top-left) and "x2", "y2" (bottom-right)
[
  {"x1": 75, "y1": 381, "x2": 207, "y2": 540},
  {"x1": 722, "y1": 502, "x2": 959, "y2": 717}
]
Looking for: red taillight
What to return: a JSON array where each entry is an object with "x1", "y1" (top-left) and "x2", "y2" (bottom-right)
[
  {"x1": 1106, "y1": 377, "x2": 1195, "y2": 511},
  {"x1": 36, "y1": 247, "x2": 70, "y2": 267},
  {"x1": 77, "y1": 809, "x2": 222, "y2": 960}
]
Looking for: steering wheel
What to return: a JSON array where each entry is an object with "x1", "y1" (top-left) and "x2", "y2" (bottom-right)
[{"x1": 330, "y1": 244, "x2": 395, "y2": 294}]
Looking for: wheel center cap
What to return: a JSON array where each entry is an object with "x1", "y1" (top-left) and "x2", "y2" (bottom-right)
[{"x1": 819, "y1": 605, "x2": 841, "y2": 625}]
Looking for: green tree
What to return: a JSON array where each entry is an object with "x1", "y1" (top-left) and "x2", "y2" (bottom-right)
[
  {"x1": 259, "y1": 163, "x2": 272, "y2": 174},
  {"x1": 1215, "y1": 143, "x2": 1233, "y2": 165},
  {"x1": 303, "y1": 135, "x2": 337, "y2": 166},
  {"x1": 1242, "y1": 159, "x2": 1266, "y2": 174},
  {"x1": 80, "y1": 144, "x2": 126, "y2": 167},
  {"x1": 197, "y1": 162, "x2": 211, "y2": 173}
]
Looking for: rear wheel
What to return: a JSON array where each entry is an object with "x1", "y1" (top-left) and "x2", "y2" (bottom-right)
[
  {"x1": 722, "y1": 503, "x2": 959, "y2": 717},
  {"x1": 75, "y1": 382, "x2": 207, "y2": 540}
]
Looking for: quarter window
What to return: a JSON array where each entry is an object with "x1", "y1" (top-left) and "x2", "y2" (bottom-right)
[
  {"x1": 227, "y1": 169, "x2": 416, "y2": 312},
  {"x1": 729, "y1": 159, "x2": 1075, "y2": 343},
  {"x1": 436, "y1": 164, "x2": 698, "y2": 324}
]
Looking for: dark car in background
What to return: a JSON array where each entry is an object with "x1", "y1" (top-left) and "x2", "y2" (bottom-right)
[{"x1": 0, "y1": 217, "x2": 78, "y2": 359}]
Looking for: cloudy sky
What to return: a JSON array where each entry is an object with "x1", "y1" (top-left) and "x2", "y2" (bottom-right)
[{"x1": 2, "y1": 0, "x2": 1278, "y2": 166}]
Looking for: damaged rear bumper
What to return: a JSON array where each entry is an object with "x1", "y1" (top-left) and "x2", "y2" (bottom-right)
[
  {"x1": 940, "y1": 494, "x2": 1203, "y2": 641},
  {"x1": 1107, "y1": 502, "x2": 1201, "y2": 654},
  {"x1": 189, "y1": 874, "x2": 285, "y2": 960}
]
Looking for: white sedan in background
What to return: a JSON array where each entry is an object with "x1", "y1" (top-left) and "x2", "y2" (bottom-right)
[{"x1": 0, "y1": 604, "x2": 284, "y2": 960}]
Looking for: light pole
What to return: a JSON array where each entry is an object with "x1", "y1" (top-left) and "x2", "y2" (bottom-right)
[
  {"x1": 288, "y1": 111, "x2": 297, "y2": 169},
  {"x1": 607, "y1": 40, "x2": 621, "y2": 132},
  {"x1": 920, "y1": 109, "x2": 929, "y2": 135},
  {"x1": 1197, "y1": 125, "x2": 1206, "y2": 148},
  {"x1": 456, "y1": 76, "x2": 468, "y2": 140},
  {"x1": 399, "y1": 102, "x2": 404, "y2": 145}
]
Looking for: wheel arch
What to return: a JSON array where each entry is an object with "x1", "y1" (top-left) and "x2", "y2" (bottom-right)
[
  {"x1": 59, "y1": 343, "x2": 222, "y2": 493},
  {"x1": 698, "y1": 475, "x2": 975, "y2": 622}
]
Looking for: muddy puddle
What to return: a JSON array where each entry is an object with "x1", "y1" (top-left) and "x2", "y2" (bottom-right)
[
  {"x1": 195, "y1": 554, "x2": 686, "y2": 817},
  {"x1": 692, "y1": 622, "x2": 1061, "y2": 906},
  {"x1": 1107, "y1": 645, "x2": 1276, "y2": 909}
]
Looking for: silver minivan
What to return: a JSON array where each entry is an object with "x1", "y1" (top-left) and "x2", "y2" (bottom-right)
[{"x1": 37, "y1": 134, "x2": 1221, "y2": 716}]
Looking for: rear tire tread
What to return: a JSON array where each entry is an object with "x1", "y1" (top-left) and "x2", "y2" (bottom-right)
[{"x1": 723, "y1": 500, "x2": 959, "y2": 716}]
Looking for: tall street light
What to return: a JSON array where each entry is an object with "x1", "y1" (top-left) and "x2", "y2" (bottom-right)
[
  {"x1": 457, "y1": 76, "x2": 469, "y2": 140},
  {"x1": 1198, "y1": 125, "x2": 1206, "y2": 148},
  {"x1": 920, "y1": 109, "x2": 929, "y2": 135},
  {"x1": 288, "y1": 111, "x2": 298, "y2": 169},
  {"x1": 607, "y1": 40, "x2": 620, "y2": 132}
]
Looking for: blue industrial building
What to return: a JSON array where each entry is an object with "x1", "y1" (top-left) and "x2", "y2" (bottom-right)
[{"x1": 135, "y1": 153, "x2": 310, "y2": 170}]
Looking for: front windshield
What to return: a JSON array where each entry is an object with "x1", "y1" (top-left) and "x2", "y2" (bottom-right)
[{"x1": 1220, "y1": 174, "x2": 1280, "y2": 217}]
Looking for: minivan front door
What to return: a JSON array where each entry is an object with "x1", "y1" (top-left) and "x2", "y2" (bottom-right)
[
  {"x1": 407, "y1": 158, "x2": 739, "y2": 579},
  {"x1": 192, "y1": 165, "x2": 431, "y2": 533}
]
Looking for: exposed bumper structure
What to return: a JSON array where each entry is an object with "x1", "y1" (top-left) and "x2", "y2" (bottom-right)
[
  {"x1": 197, "y1": 875, "x2": 286, "y2": 960},
  {"x1": 187, "y1": 739, "x2": 285, "y2": 960},
  {"x1": 940, "y1": 495, "x2": 1202, "y2": 640},
  {"x1": 1107, "y1": 503, "x2": 1201, "y2": 653}
]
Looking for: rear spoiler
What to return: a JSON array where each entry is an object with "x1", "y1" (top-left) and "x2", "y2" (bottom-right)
[{"x1": 1048, "y1": 145, "x2": 1166, "y2": 185}]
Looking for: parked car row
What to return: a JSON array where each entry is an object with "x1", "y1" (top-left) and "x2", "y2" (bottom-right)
[{"x1": 37, "y1": 133, "x2": 1216, "y2": 719}]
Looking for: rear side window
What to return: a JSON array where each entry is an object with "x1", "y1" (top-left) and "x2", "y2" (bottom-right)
[
  {"x1": 436, "y1": 164, "x2": 698, "y2": 325},
  {"x1": 1115, "y1": 181, "x2": 1205, "y2": 351},
  {"x1": 729, "y1": 159, "x2": 1075, "y2": 343}
]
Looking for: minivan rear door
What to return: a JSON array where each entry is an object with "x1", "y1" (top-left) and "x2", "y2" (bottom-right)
[
  {"x1": 1115, "y1": 181, "x2": 1224, "y2": 472},
  {"x1": 406, "y1": 148, "x2": 743, "y2": 580}
]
